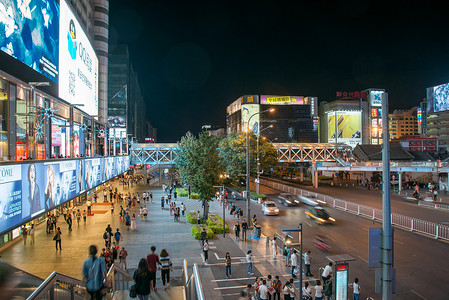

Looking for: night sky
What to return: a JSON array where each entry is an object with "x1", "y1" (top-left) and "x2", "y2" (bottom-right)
[{"x1": 109, "y1": 0, "x2": 449, "y2": 142}]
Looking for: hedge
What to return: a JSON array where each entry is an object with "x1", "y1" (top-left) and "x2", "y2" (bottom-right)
[
  {"x1": 186, "y1": 212, "x2": 199, "y2": 224},
  {"x1": 207, "y1": 214, "x2": 230, "y2": 233},
  {"x1": 191, "y1": 225, "x2": 214, "y2": 240},
  {"x1": 175, "y1": 188, "x2": 199, "y2": 198}
]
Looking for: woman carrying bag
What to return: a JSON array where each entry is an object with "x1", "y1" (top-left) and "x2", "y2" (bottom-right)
[{"x1": 132, "y1": 259, "x2": 152, "y2": 300}]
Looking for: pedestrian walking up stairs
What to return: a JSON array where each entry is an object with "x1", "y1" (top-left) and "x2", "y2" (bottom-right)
[{"x1": 22, "y1": 260, "x2": 204, "y2": 300}]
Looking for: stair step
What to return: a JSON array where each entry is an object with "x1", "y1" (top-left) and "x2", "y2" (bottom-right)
[{"x1": 112, "y1": 286, "x2": 185, "y2": 300}]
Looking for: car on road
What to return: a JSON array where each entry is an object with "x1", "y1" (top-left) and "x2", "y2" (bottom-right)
[
  {"x1": 305, "y1": 206, "x2": 335, "y2": 224},
  {"x1": 278, "y1": 193, "x2": 301, "y2": 206},
  {"x1": 299, "y1": 195, "x2": 319, "y2": 206},
  {"x1": 262, "y1": 201, "x2": 280, "y2": 216}
]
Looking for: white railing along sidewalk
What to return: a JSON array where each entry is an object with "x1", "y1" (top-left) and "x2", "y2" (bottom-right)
[{"x1": 260, "y1": 178, "x2": 449, "y2": 241}]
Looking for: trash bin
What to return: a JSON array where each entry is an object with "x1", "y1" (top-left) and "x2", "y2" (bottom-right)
[{"x1": 254, "y1": 225, "x2": 261, "y2": 238}]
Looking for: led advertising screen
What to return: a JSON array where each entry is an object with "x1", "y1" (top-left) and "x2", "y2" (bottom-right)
[
  {"x1": 0, "y1": 156, "x2": 130, "y2": 236},
  {"x1": 59, "y1": 0, "x2": 98, "y2": 116},
  {"x1": 427, "y1": 82, "x2": 449, "y2": 113},
  {"x1": 328, "y1": 111, "x2": 362, "y2": 147},
  {"x1": 335, "y1": 264, "x2": 348, "y2": 300},
  {"x1": 0, "y1": 0, "x2": 59, "y2": 82},
  {"x1": 241, "y1": 104, "x2": 260, "y2": 134},
  {"x1": 260, "y1": 95, "x2": 304, "y2": 105}
]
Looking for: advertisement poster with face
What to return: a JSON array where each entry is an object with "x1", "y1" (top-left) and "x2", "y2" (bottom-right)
[
  {"x1": 84, "y1": 159, "x2": 91, "y2": 191},
  {"x1": 0, "y1": 165, "x2": 22, "y2": 234},
  {"x1": 104, "y1": 157, "x2": 114, "y2": 181},
  {"x1": 21, "y1": 163, "x2": 45, "y2": 218},
  {"x1": 89, "y1": 158, "x2": 102, "y2": 187},
  {"x1": 116, "y1": 156, "x2": 124, "y2": 175},
  {"x1": 43, "y1": 163, "x2": 61, "y2": 210},
  {"x1": 59, "y1": 160, "x2": 77, "y2": 203}
]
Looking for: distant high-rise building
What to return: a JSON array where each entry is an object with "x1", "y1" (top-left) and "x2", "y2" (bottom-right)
[
  {"x1": 108, "y1": 45, "x2": 150, "y2": 142},
  {"x1": 388, "y1": 107, "x2": 418, "y2": 140},
  {"x1": 226, "y1": 95, "x2": 318, "y2": 143}
]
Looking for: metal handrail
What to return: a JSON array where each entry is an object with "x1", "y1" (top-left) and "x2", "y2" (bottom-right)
[
  {"x1": 27, "y1": 271, "x2": 85, "y2": 300},
  {"x1": 192, "y1": 263, "x2": 205, "y2": 300},
  {"x1": 182, "y1": 259, "x2": 189, "y2": 286}
]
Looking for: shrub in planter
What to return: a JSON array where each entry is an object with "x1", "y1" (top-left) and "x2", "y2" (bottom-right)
[
  {"x1": 191, "y1": 193, "x2": 200, "y2": 199},
  {"x1": 191, "y1": 225, "x2": 214, "y2": 240},
  {"x1": 207, "y1": 214, "x2": 230, "y2": 233},
  {"x1": 186, "y1": 212, "x2": 198, "y2": 224}
]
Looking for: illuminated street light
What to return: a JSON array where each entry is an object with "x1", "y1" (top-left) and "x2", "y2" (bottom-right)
[
  {"x1": 244, "y1": 108, "x2": 275, "y2": 220},
  {"x1": 256, "y1": 124, "x2": 274, "y2": 194}
]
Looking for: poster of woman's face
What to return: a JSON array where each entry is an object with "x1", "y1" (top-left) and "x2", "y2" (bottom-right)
[
  {"x1": 78, "y1": 159, "x2": 83, "y2": 193},
  {"x1": 44, "y1": 164, "x2": 61, "y2": 209},
  {"x1": 85, "y1": 161, "x2": 91, "y2": 190},
  {"x1": 21, "y1": 163, "x2": 45, "y2": 218}
]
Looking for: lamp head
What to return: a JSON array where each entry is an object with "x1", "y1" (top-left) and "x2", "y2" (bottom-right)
[{"x1": 269, "y1": 108, "x2": 275, "y2": 112}]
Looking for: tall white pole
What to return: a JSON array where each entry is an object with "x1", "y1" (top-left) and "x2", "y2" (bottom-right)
[{"x1": 381, "y1": 92, "x2": 392, "y2": 299}]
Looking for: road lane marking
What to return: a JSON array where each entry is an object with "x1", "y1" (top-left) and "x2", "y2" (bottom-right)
[
  {"x1": 212, "y1": 277, "x2": 256, "y2": 282},
  {"x1": 214, "y1": 285, "x2": 248, "y2": 290},
  {"x1": 394, "y1": 240, "x2": 404, "y2": 245},
  {"x1": 305, "y1": 221, "x2": 313, "y2": 227},
  {"x1": 410, "y1": 289, "x2": 428, "y2": 300},
  {"x1": 214, "y1": 253, "x2": 220, "y2": 260}
]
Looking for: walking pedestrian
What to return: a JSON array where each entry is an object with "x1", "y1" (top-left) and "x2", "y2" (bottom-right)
[
  {"x1": 83, "y1": 210, "x2": 87, "y2": 223},
  {"x1": 139, "y1": 207, "x2": 144, "y2": 221},
  {"x1": 181, "y1": 203, "x2": 186, "y2": 216},
  {"x1": 314, "y1": 280, "x2": 324, "y2": 300},
  {"x1": 225, "y1": 252, "x2": 232, "y2": 278},
  {"x1": 197, "y1": 211, "x2": 202, "y2": 224},
  {"x1": 146, "y1": 246, "x2": 160, "y2": 292},
  {"x1": 125, "y1": 213, "x2": 131, "y2": 230},
  {"x1": 133, "y1": 258, "x2": 152, "y2": 300},
  {"x1": 246, "y1": 250, "x2": 254, "y2": 275},
  {"x1": 63, "y1": 207, "x2": 68, "y2": 221},
  {"x1": 54, "y1": 227, "x2": 62, "y2": 250},
  {"x1": 259, "y1": 279, "x2": 268, "y2": 300},
  {"x1": 67, "y1": 214, "x2": 73, "y2": 231},
  {"x1": 29, "y1": 224, "x2": 35, "y2": 244},
  {"x1": 235, "y1": 221, "x2": 240, "y2": 240},
  {"x1": 291, "y1": 250, "x2": 298, "y2": 278},
  {"x1": 322, "y1": 262, "x2": 333, "y2": 282},
  {"x1": 143, "y1": 206, "x2": 148, "y2": 221},
  {"x1": 201, "y1": 227, "x2": 207, "y2": 245},
  {"x1": 203, "y1": 240, "x2": 210, "y2": 263},
  {"x1": 242, "y1": 218, "x2": 248, "y2": 241},
  {"x1": 324, "y1": 275, "x2": 333, "y2": 300},
  {"x1": 161, "y1": 197, "x2": 164, "y2": 209},
  {"x1": 304, "y1": 250, "x2": 313, "y2": 276},
  {"x1": 254, "y1": 277, "x2": 261, "y2": 300},
  {"x1": 21, "y1": 225, "x2": 28, "y2": 245},
  {"x1": 272, "y1": 275, "x2": 282, "y2": 300},
  {"x1": 86, "y1": 200, "x2": 92, "y2": 214},
  {"x1": 131, "y1": 214, "x2": 137, "y2": 230},
  {"x1": 272, "y1": 237, "x2": 277, "y2": 259},
  {"x1": 302, "y1": 282, "x2": 312, "y2": 300},
  {"x1": 150, "y1": 192, "x2": 153, "y2": 203},
  {"x1": 352, "y1": 278, "x2": 361, "y2": 300},
  {"x1": 76, "y1": 210, "x2": 81, "y2": 225},
  {"x1": 115, "y1": 228, "x2": 121, "y2": 245},
  {"x1": 82, "y1": 245, "x2": 107, "y2": 300},
  {"x1": 160, "y1": 249, "x2": 173, "y2": 290},
  {"x1": 119, "y1": 247, "x2": 128, "y2": 269}
]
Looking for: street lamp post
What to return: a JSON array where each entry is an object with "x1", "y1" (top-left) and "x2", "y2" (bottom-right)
[
  {"x1": 244, "y1": 108, "x2": 274, "y2": 221},
  {"x1": 256, "y1": 125, "x2": 273, "y2": 194}
]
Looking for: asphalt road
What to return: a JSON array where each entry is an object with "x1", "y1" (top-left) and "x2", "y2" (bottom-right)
[
  {"x1": 228, "y1": 184, "x2": 449, "y2": 299},
  {"x1": 265, "y1": 178, "x2": 449, "y2": 225}
]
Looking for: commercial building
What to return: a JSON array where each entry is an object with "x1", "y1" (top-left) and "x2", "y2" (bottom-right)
[
  {"x1": 426, "y1": 82, "x2": 449, "y2": 153},
  {"x1": 388, "y1": 107, "x2": 418, "y2": 140},
  {"x1": 108, "y1": 45, "x2": 152, "y2": 145},
  {"x1": 0, "y1": 0, "x2": 130, "y2": 248},
  {"x1": 392, "y1": 135, "x2": 438, "y2": 153},
  {"x1": 226, "y1": 95, "x2": 318, "y2": 143}
]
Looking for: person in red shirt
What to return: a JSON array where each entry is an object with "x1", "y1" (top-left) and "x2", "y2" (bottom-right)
[{"x1": 146, "y1": 245, "x2": 160, "y2": 291}]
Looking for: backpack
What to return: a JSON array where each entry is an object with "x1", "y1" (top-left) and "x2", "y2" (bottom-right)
[
  {"x1": 103, "y1": 231, "x2": 108, "y2": 240},
  {"x1": 283, "y1": 248, "x2": 288, "y2": 256}
]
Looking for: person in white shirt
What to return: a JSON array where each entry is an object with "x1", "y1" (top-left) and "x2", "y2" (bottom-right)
[
  {"x1": 246, "y1": 250, "x2": 254, "y2": 275},
  {"x1": 353, "y1": 278, "x2": 361, "y2": 300},
  {"x1": 322, "y1": 262, "x2": 332, "y2": 282},
  {"x1": 258, "y1": 279, "x2": 268, "y2": 300},
  {"x1": 302, "y1": 282, "x2": 312, "y2": 300},
  {"x1": 291, "y1": 250, "x2": 298, "y2": 278},
  {"x1": 304, "y1": 250, "x2": 313, "y2": 276},
  {"x1": 314, "y1": 280, "x2": 324, "y2": 300},
  {"x1": 272, "y1": 237, "x2": 277, "y2": 259},
  {"x1": 202, "y1": 240, "x2": 209, "y2": 263}
]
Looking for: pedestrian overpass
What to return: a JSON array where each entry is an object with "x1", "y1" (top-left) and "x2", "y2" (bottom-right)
[{"x1": 129, "y1": 142, "x2": 352, "y2": 165}]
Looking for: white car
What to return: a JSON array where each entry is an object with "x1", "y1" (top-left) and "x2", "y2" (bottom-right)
[
  {"x1": 299, "y1": 195, "x2": 319, "y2": 206},
  {"x1": 262, "y1": 201, "x2": 280, "y2": 216}
]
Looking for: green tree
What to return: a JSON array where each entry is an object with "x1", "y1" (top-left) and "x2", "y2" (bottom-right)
[
  {"x1": 219, "y1": 132, "x2": 277, "y2": 181},
  {"x1": 176, "y1": 131, "x2": 223, "y2": 220}
]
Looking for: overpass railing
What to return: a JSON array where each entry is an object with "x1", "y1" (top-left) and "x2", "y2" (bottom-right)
[{"x1": 260, "y1": 178, "x2": 449, "y2": 241}]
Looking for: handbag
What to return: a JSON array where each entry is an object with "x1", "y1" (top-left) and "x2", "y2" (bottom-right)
[{"x1": 129, "y1": 284, "x2": 137, "y2": 298}]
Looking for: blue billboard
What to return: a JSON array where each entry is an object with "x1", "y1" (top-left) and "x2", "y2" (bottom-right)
[
  {"x1": 0, "y1": 156, "x2": 130, "y2": 236},
  {"x1": 0, "y1": 0, "x2": 60, "y2": 82},
  {"x1": 427, "y1": 82, "x2": 449, "y2": 113}
]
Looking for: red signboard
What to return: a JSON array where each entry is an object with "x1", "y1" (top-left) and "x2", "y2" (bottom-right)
[{"x1": 336, "y1": 91, "x2": 367, "y2": 100}]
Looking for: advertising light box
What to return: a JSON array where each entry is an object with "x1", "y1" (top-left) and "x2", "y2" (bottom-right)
[
  {"x1": 260, "y1": 95, "x2": 304, "y2": 105},
  {"x1": 427, "y1": 82, "x2": 449, "y2": 113},
  {"x1": 328, "y1": 111, "x2": 362, "y2": 147},
  {"x1": 59, "y1": 0, "x2": 98, "y2": 116},
  {"x1": 241, "y1": 104, "x2": 260, "y2": 134},
  {"x1": 0, "y1": 156, "x2": 130, "y2": 236},
  {"x1": 0, "y1": 0, "x2": 60, "y2": 82}
]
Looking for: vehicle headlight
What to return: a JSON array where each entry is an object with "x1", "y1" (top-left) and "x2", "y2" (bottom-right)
[
  {"x1": 286, "y1": 200, "x2": 291, "y2": 203},
  {"x1": 328, "y1": 217, "x2": 335, "y2": 222},
  {"x1": 274, "y1": 209, "x2": 279, "y2": 212},
  {"x1": 317, "y1": 218, "x2": 325, "y2": 223}
]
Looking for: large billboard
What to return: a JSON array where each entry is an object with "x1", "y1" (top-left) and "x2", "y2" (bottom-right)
[
  {"x1": 260, "y1": 95, "x2": 304, "y2": 105},
  {"x1": 241, "y1": 104, "x2": 260, "y2": 134},
  {"x1": 0, "y1": 156, "x2": 130, "y2": 236},
  {"x1": 0, "y1": 0, "x2": 60, "y2": 82},
  {"x1": 328, "y1": 111, "x2": 362, "y2": 147},
  {"x1": 427, "y1": 82, "x2": 449, "y2": 113},
  {"x1": 58, "y1": 0, "x2": 98, "y2": 116}
]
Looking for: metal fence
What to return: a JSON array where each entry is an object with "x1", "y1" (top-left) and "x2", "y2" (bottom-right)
[{"x1": 260, "y1": 178, "x2": 449, "y2": 241}]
